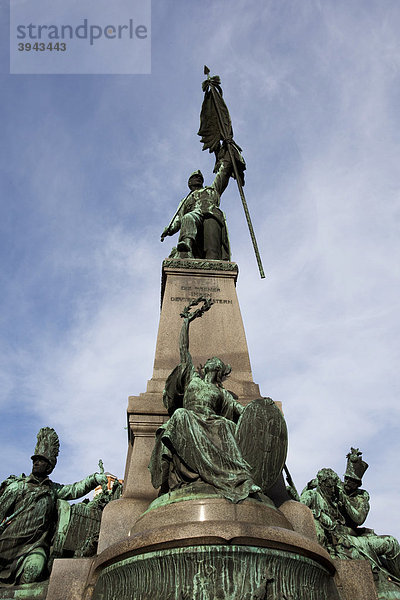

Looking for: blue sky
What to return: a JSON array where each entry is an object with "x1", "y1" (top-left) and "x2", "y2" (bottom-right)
[{"x1": 1, "y1": 0, "x2": 400, "y2": 538}]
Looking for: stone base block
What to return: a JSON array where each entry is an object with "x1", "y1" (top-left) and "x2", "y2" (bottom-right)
[
  {"x1": 97, "y1": 497, "x2": 158, "y2": 553},
  {"x1": 279, "y1": 499, "x2": 318, "y2": 542},
  {"x1": 334, "y1": 559, "x2": 378, "y2": 600},
  {"x1": 46, "y1": 559, "x2": 92, "y2": 600}
]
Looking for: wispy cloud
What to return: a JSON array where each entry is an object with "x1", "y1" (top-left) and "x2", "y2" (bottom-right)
[{"x1": 1, "y1": 0, "x2": 399, "y2": 539}]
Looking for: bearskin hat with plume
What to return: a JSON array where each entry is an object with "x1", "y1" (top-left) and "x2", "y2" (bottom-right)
[
  {"x1": 31, "y1": 427, "x2": 60, "y2": 470},
  {"x1": 344, "y1": 447, "x2": 368, "y2": 483}
]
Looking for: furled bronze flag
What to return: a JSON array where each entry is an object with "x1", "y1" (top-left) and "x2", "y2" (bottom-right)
[{"x1": 198, "y1": 66, "x2": 265, "y2": 278}]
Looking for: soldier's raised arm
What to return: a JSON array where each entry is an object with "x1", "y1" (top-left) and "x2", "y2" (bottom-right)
[{"x1": 211, "y1": 144, "x2": 232, "y2": 196}]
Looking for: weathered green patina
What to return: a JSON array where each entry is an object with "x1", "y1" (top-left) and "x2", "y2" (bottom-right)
[
  {"x1": 301, "y1": 448, "x2": 400, "y2": 599},
  {"x1": 0, "y1": 581, "x2": 48, "y2": 599},
  {"x1": 160, "y1": 69, "x2": 250, "y2": 263},
  {"x1": 92, "y1": 545, "x2": 340, "y2": 600},
  {"x1": 161, "y1": 145, "x2": 234, "y2": 261},
  {"x1": 52, "y1": 477, "x2": 122, "y2": 561},
  {"x1": 149, "y1": 297, "x2": 287, "y2": 503},
  {"x1": 0, "y1": 427, "x2": 108, "y2": 586}
]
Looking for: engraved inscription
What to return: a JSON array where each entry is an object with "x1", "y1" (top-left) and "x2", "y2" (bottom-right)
[
  {"x1": 170, "y1": 284, "x2": 232, "y2": 304},
  {"x1": 163, "y1": 258, "x2": 238, "y2": 272},
  {"x1": 177, "y1": 284, "x2": 221, "y2": 298},
  {"x1": 170, "y1": 297, "x2": 232, "y2": 304}
]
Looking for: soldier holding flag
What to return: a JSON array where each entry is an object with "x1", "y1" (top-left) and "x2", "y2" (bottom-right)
[
  {"x1": 161, "y1": 144, "x2": 237, "y2": 260},
  {"x1": 161, "y1": 67, "x2": 264, "y2": 277}
]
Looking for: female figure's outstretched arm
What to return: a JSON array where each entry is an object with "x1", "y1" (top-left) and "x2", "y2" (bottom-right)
[
  {"x1": 179, "y1": 315, "x2": 193, "y2": 369},
  {"x1": 179, "y1": 297, "x2": 213, "y2": 369}
]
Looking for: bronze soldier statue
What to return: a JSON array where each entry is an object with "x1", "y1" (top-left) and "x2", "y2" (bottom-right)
[
  {"x1": 0, "y1": 427, "x2": 108, "y2": 585},
  {"x1": 301, "y1": 448, "x2": 400, "y2": 596},
  {"x1": 161, "y1": 67, "x2": 265, "y2": 278},
  {"x1": 161, "y1": 144, "x2": 236, "y2": 260}
]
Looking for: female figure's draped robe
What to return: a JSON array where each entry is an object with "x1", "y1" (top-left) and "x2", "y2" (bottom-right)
[{"x1": 149, "y1": 363, "x2": 260, "y2": 503}]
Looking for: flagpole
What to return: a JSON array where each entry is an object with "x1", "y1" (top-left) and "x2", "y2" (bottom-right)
[{"x1": 204, "y1": 66, "x2": 265, "y2": 279}]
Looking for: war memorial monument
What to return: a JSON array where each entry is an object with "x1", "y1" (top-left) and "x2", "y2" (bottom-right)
[{"x1": 1, "y1": 68, "x2": 399, "y2": 600}]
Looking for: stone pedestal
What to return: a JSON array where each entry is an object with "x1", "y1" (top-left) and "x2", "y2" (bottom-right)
[
  {"x1": 16, "y1": 258, "x2": 381, "y2": 600},
  {"x1": 89, "y1": 259, "x2": 346, "y2": 600},
  {"x1": 98, "y1": 259, "x2": 262, "y2": 552},
  {"x1": 88, "y1": 492, "x2": 341, "y2": 600}
]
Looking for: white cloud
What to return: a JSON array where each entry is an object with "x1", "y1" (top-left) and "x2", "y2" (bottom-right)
[{"x1": 1, "y1": 0, "x2": 399, "y2": 541}]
